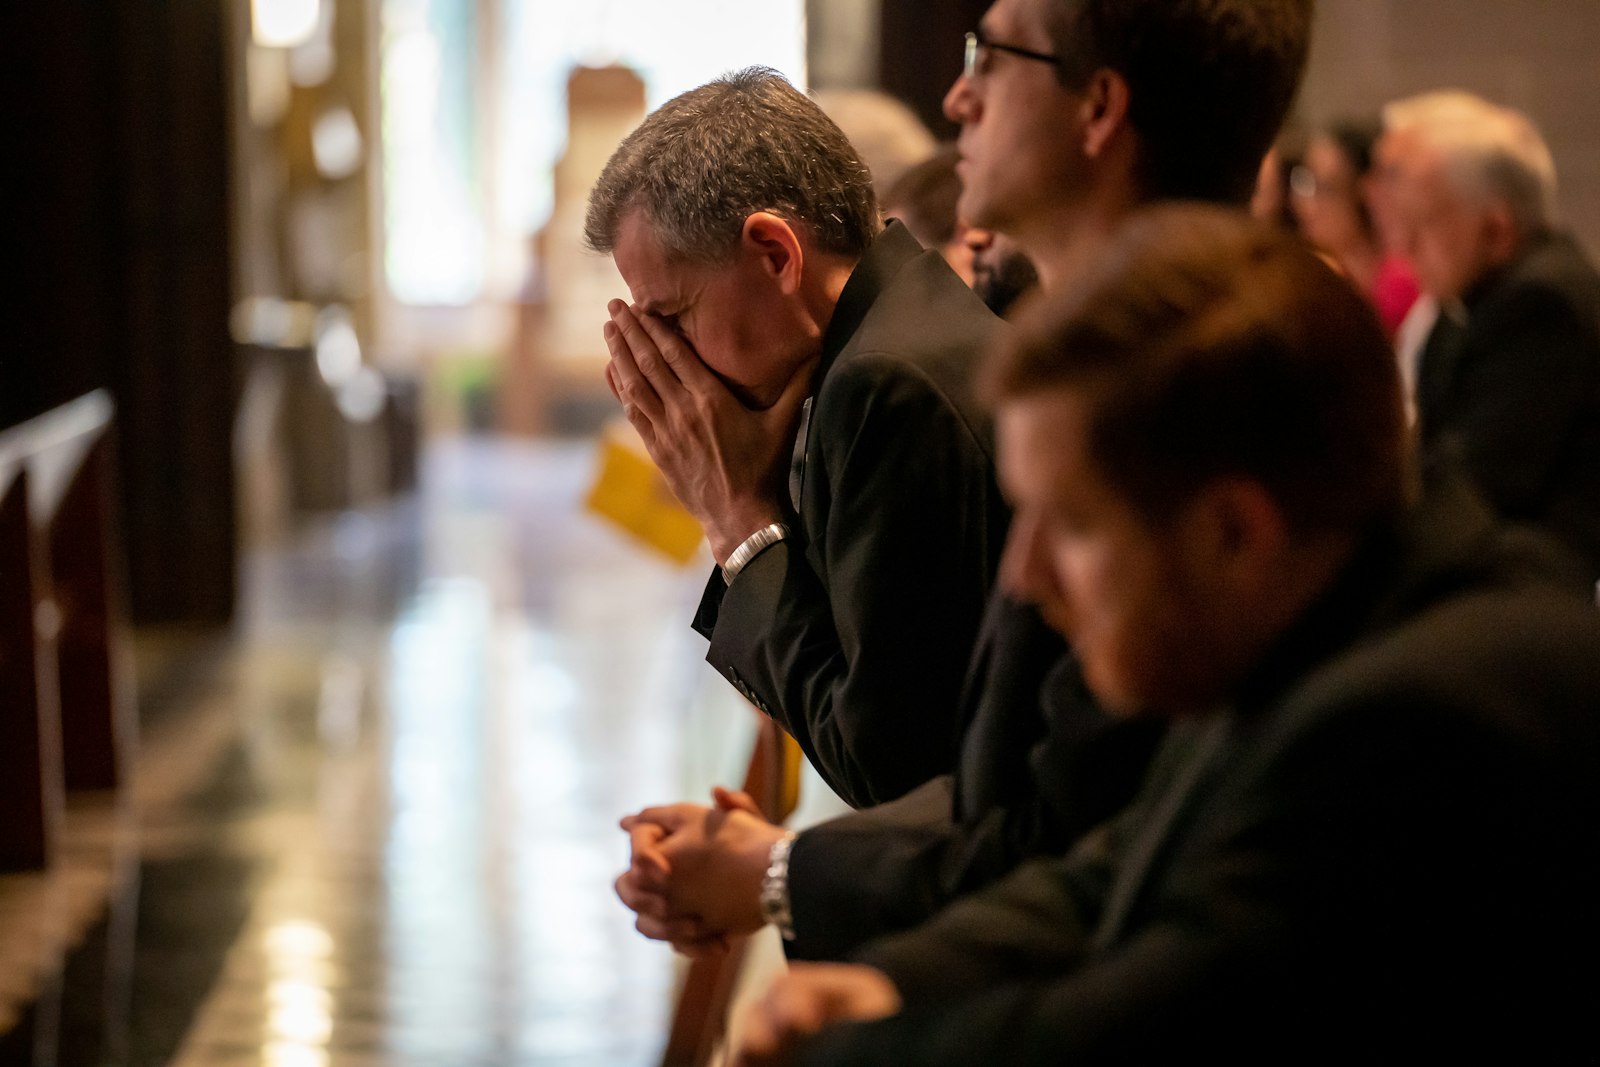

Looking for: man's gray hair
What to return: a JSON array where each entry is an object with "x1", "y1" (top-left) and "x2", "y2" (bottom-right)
[
  {"x1": 1384, "y1": 90, "x2": 1559, "y2": 235},
  {"x1": 585, "y1": 68, "x2": 880, "y2": 265}
]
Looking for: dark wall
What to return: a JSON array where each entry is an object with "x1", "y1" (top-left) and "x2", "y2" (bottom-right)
[
  {"x1": 879, "y1": 0, "x2": 991, "y2": 140},
  {"x1": 2, "y1": 4, "x2": 116, "y2": 431},
  {"x1": 2, "y1": 1, "x2": 238, "y2": 625}
]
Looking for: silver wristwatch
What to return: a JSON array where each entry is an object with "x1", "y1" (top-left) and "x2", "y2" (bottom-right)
[
  {"x1": 760, "y1": 831, "x2": 799, "y2": 940},
  {"x1": 722, "y1": 522, "x2": 791, "y2": 585}
]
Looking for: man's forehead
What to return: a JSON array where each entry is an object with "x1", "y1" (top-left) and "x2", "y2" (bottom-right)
[
  {"x1": 613, "y1": 212, "x2": 690, "y2": 304},
  {"x1": 997, "y1": 391, "x2": 1093, "y2": 491},
  {"x1": 983, "y1": 0, "x2": 1046, "y2": 38},
  {"x1": 1392, "y1": 148, "x2": 1458, "y2": 209}
]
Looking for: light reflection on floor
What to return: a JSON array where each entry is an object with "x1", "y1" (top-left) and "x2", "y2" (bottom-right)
[{"x1": 3, "y1": 436, "x2": 743, "y2": 1065}]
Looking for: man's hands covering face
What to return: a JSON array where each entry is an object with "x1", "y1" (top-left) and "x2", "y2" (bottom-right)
[
  {"x1": 615, "y1": 787, "x2": 787, "y2": 956},
  {"x1": 603, "y1": 302, "x2": 812, "y2": 564}
]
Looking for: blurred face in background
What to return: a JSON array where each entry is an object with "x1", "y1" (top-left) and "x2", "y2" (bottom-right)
[
  {"x1": 1366, "y1": 130, "x2": 1414, "y2": 257},
  {"x1": 1292, "y1": 135, "x2": 1367, "y2": 255},
  {"x1": 1389, "y1": 147, "x2": 1506, "y2": 302}
]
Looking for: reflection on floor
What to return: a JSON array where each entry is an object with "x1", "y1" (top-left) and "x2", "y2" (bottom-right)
[{"x1": 0, "y1": 437, "x2": 753, "y2": 1066}]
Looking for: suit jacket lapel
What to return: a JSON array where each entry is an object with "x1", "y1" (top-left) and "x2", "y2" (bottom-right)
[
  {"x1": 1415, "y1": 302, "x2": 1468, "y2": 430},
  {"x1": 797, "y1": 222, "x2": 925, "y2": 549},
  {"x1": 1091, "y1": 715, "x2": 1232, "y2": 951}
]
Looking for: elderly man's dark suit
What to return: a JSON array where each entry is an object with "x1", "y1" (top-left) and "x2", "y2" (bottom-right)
[
  {"x1": 692, "y1": 222, "x2": 1010, "y2": 808},
  {"x1": 794, "y1": 481, "x2": 1600, "y2": 1062},
  {"x1": 1417, "y1": 228, "x2": 1600, "y2": 579}
]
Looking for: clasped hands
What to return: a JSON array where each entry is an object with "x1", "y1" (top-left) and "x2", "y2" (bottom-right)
[
  {"x1": 617, "y1": 788, "x2": 903, "y2": 1065},
  {"x1": 602, "y1": 301, "x2": 810, "y2": 564}
]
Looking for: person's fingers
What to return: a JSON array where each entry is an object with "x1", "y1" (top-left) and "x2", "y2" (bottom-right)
[
  {"x1": 603, "y1": 300, "x2": 667, "y2": 419},
  {"x1": 635, "y1": 910, "x2": 708, "y2": 941},
  {"x1": 615, "y1": 870, "x2": 680, "y2": 929},
  {"x1": 623, "y1": 803, "x2": 701, "y2": 832},
  {"x1": 766, "y1": 974, "x2": 830, "y2": 1037},
  {"x1": 633, "y1": 309, "x2": 721, "y2": 393},
  {"x1": 627, "y1": 822, "x2": 671, "y2": 879},
  {"x1": 670, "y1": 931, "x2": 732, "y2": 959},
  {"x1": 609, "y1": 300, "x2": 687, "y2": 398},
  {"x1": 735, "y1": 975, "x2": 824, "y2": 1067},
  {"x1": 603, "y1": 353, "x2": 621, "y2": 403},
  {"x1": 712, "y1": 785, "x2": 763, "y2": 816}
]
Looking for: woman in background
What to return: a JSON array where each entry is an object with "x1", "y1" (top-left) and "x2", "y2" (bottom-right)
[{"x1": 1291, "y1": 119, "x2": 1420, "y2": 337}]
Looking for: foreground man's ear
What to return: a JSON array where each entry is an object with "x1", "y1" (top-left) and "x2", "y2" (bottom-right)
[{"x1": 1178, "y1": 478, "x2": 1292, "y2": 600}]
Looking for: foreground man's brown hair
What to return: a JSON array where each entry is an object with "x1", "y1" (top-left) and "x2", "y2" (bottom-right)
[{"x1": 989, "y1": 204, "x2": 1411, "y2": 534}]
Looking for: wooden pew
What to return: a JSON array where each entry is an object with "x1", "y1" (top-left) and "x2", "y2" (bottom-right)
[
  {"x1": 0, "y1": 465, "x2": 62, "y2": 871},
  {"x1": 0, "y1": 392, "x2": 134, "y2": 871}
]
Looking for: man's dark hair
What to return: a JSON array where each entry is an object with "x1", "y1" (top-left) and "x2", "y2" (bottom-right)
[
  {"x1": 988, "y1": 204, "x2": 1407, "y2": 536},
  {"x1": 882, "y1": 145, "x2": 963, "y2": 250},
  {"x1": 585, "y1": 67, "x2": 879, "y2": 264},
  {"x1": 1043, "y1": 0, "x2": 1315, "y2": 205}
]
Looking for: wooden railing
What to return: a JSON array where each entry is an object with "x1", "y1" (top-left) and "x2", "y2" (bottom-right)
[{"x1": 659, "y1": 716, "x2": 803, "y2": 1067}]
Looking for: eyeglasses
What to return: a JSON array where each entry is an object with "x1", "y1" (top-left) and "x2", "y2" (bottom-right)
[
  {"x1": 963, "y1": 29, "x2": 1062, "y2": 80},
  {"x1": 1290, "y1": 164, "x2": 1352, "y2": 201}
]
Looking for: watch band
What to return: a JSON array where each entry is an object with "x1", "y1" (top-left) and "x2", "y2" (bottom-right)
[
  {"x1": 760, "y1": 830, "x2": 799, "y2": 940},
  {"x1": 722, "y1": 522, "x2": 790, "y2": 585}
]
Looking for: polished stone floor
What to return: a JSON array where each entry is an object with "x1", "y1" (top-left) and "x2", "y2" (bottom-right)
[{"x1": 0, "y1": 437, "x2": 767, "y2": 1066}]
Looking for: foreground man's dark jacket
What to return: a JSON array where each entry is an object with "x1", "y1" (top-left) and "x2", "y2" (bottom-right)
[{"x1": 799, "y1": 480, "x2": 1600, "y2": 1062}]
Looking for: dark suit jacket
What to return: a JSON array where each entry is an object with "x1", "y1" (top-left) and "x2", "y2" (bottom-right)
[
  {"x1": 798, "y1": 481, "x2": 1600, "y2": 1062},
  {"x1": 691, "y1": 223, "x2": 1009, "y2": 808},
  {"x1": 1417, "y1": 229, "x2": 1600, "y2": 579},
  {"x1": 784, "y1": 596, "x2": 1161, "y2": 961}
]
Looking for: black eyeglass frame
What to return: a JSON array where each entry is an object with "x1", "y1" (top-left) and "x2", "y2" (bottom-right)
[{"x1": 963, "y1": 29, "x2": 1062, "y2": 79}]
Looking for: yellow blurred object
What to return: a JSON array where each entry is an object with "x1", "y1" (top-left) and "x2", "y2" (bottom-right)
[
  {"x1": 777, "y1": 731, "x2": 804, "y2": 822},
  {"x1": 584, "y1": 420, "x2": 704, "y2": 565}
]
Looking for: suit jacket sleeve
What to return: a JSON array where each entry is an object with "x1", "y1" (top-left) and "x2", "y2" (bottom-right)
[
  {"x1": 782, "y1": 655, "x2": 1163, "y2": 963},
  {"x1": 699, "y1": 353, "x2": 1002, "y2": 807}
]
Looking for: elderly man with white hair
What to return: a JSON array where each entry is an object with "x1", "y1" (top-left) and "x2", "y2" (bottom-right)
[{"x1": 1382, "y1": 90, "x2": 1600, "y2": 582}]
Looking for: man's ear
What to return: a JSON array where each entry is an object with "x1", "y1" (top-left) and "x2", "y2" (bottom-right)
[
  {"x1": 741, "y1": 212, "x2": 806, "y2": 295},
  {"x1": 1481, "y1": 200, "x2": 1521, "y2": 267},
  {"x1": 1080, "y1": 68, "x2": 1131, "y2": 160},
  {"x1": 1180, "y1": 478, "x2": 1290, "y2": 595}
]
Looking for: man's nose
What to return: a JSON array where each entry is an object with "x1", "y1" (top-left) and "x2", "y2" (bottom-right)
[
  {"x1": 943, "y1": 72, "x2": 977, "y2": 125},
  {"x1": 997, "y1": 510, "x2": 1045, "y2": 603}
]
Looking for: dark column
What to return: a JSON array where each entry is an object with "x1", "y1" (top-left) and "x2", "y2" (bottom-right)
[
  {"x1": 2, "y1": 0, "x2": 239, "y2": 626},
  {"x1": 879, "y1": 0, "x2": 991, "y2": 139}
]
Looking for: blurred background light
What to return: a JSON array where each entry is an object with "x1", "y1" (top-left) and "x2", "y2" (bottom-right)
[{"x1": 253, "y1": 0, "x2": 323, "y2": 49}]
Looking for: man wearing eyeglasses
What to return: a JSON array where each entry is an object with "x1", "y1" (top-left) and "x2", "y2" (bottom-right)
[{"x1": 617, "y1": 0, "x2": 1313, "y2": 973}]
